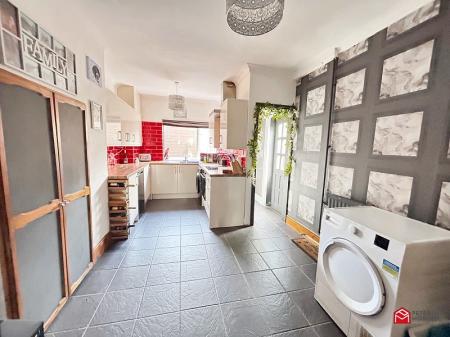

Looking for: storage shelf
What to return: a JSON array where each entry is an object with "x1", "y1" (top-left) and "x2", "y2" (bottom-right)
[{"x1": 108, "y1": 177, "x2": 131, "y2": 240}]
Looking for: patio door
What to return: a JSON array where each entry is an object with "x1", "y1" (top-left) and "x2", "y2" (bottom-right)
[
  {"x1": 271, "y1": 120, "x2": 289, "y2": 215},
  {"x1": 0, "y1": 70, "x2": 91, "y2": 326}
]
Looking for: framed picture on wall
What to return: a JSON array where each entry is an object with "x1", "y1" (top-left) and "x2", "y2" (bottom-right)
[
  {"x1": 90, "y1": 101, "x2": 103, "y2": 130},
  {"x1": 86, "y1": 56, "x2": 103, "y2": 87}
]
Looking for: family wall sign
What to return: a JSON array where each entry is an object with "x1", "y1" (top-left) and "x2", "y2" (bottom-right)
[{"x1": 0, "y1": 0, "x2": 78, "y2": 94}]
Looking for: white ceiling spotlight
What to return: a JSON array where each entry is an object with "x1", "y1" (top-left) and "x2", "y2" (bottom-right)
[
  {"x1": 226, "y1": 0, "x2": 285, "y2": 36},
  {"x1": 168, "y1": 81, "x2": 187, "y2": 118}
]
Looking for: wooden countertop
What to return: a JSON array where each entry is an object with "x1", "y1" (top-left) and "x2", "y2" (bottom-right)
[
  {"x1": 108, "y1": 162, "x2": 149, "y2": 179},
  {"x1": 150, "y1": 160, "x2": 198, "y2": 165}
]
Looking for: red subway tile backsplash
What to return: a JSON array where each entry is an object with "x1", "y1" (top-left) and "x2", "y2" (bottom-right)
[{"x1": 107, "y1": 122, "x2": 163, "y2": 164}]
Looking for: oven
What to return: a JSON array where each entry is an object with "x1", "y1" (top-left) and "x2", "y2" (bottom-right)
[{"x1": 198, "y1": 168, "x2": 206, "y2": 200}]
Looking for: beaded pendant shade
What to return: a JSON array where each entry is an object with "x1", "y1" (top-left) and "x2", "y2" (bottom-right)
[
  {"x1": 226, "y1": 0, "x2": 285, "y2": 36},
  {"x1": 168, "y1": 81, "x2": 185, "y2": 111}
]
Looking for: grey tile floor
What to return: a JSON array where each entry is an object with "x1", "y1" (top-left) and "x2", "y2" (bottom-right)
[{"x1": 48, "y1": 199, "x2": 344, "y2": 337}]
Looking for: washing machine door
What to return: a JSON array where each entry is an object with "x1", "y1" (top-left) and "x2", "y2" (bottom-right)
[{"x1": 321, "y1": 238, "x2": 385, "y2": 316}]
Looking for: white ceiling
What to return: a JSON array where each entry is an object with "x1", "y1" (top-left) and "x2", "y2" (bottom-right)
[{"x1": 75, "y1": 0, "x2": 429, "y2": 100}]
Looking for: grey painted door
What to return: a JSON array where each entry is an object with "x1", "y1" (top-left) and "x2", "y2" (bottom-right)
[
  {"x1": 0, "y1": 83, "x2": 65, "y2": 321},
  {"x1": 56, "y1": 100, "x2": 91, "y2": 290},
  {"x1": 271, "y1": 120, "x2": 289, "y2": 215}
]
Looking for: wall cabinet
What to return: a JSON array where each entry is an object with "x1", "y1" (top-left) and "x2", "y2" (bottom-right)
[
  {"x1": 208, "y1": 109, "x2": 221, "y2": 149},
  {"x1": 220, "y1": 98, "x2": 248, "y2": 149},
  {"x1": 151, "y1": 164, "x2": 198, "y2": 198},
  {"x1": 106, "y1": 118, "x2": 122, "y2": 146},
  {"x1": 105, "y1": 89, "x2": 141, "y2": 147},
  {"x1": 106, "y1": 119, "x2": 142, "y2": 147},
  {"x1": 121, "y1": 121, "x2": 142, "y2": 146}
]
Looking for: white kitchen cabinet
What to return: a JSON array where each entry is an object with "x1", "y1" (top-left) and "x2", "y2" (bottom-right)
[
  {"x1": 151, "y1": 164, "x2": 198, "y2": 198},
  {"x1": 206, "y1": 175, "x2": 247, "y2": 228},
  {"x1": 209, "y1": 109, "x2": 221, "y2": 149},
  {"x1": 144, "y1": 165, "x2": 151, "y2": 203},
  {"x1": 121, "y1": 120, "x2": 142, "y2": 146},
  {"x1": 128, "y1": 173, "x2": 139, "y2": 224},
  {"x1": 106, "y1": 117, "x2": 122, "y2": 146},
  {"x1": 220, "y1": 98, "x2": 248, "y2": 149},
  {"x1": 151, "y1": 164, "x2": 178, "y2": 194},
  {"x1": 177, "y1": 165, "x2": 198, "y2": 194}
]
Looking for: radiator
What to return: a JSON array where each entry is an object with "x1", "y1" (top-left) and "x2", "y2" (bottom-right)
[{"x1": 325, "y1": 193, "x2": 365, "y2": 209}]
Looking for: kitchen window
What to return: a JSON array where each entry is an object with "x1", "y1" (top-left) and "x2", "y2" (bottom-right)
[{"x1": 163, "y1": 125, "x2": 212, "y2": 160}]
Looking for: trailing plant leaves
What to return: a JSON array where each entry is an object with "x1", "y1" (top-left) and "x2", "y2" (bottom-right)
[{"x1": 247, "y1": 102, "x2": 297, "y2": 183}]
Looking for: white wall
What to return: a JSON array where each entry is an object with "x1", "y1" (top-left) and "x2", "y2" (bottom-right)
[
  {"x1": 239, "y1": 65, "x2": 297, "y2": 223},
  {"x1": 106, "y1": 89, "x2": 141, "y2": 122},
  {"x1": 140, "y1": 94, "x2": 219, "y2": 123},
  {"x1": 5, "y1": 0, "x2": 110, "y2": 249}
]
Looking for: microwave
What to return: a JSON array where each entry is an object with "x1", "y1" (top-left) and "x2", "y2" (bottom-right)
[{"x1": 138, "y1": 153, "x2": 152, "y2": 162}]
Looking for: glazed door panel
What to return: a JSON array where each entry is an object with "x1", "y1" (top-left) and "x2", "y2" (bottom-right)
[
  {"x1": 0, "y1": 80, "x2": 65, "y2": 320},
  {"x1": 56, "y1": 99, "x2": 91, "y2": 289}
]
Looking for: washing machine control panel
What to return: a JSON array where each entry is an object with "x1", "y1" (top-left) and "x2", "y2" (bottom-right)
[{"x1": 374, "y1": 234, "x2": 390, "y2": 251}]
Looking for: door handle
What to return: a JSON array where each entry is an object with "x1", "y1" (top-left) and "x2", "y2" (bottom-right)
[{"x1": 60, "y1": 199, "x2": 70, "y2": 207}]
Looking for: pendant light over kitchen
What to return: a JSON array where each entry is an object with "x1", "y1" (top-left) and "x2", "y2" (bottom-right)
[
  {"x1": 168, "y1": 81, "x2": 185, "y2": 112},
  {"x1": 226, "y1": 0, "x2": 285, "y2": 36}
]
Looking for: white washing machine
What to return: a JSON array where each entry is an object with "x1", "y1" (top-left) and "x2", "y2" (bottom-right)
[{"x1": 315, "y1": 206, "x2": 450, "y2": 337}]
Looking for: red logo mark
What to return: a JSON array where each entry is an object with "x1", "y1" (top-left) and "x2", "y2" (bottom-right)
[{"x1": 394, "y1": 307, "x2": 411, "y2": 324}]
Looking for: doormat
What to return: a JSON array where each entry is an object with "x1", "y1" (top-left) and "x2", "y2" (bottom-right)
[{"x1": 292, "y1": 235, "x2": 319, "y2": 261}]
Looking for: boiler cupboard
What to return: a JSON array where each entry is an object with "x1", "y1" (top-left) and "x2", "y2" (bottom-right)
[{"x1": 0, "y1": 69, "x2": 92, "y2": 328}]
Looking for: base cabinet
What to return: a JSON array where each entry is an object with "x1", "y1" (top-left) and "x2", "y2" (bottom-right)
[
  {"x1": 150, "y1": 164, "x2": 198, "y2": 198},
  {"x1": 206, "y1": 176, "x2": 247, "y2": 228},
  {"x1": 151, "y1": 165, "x2": 178, "y2": 194}
]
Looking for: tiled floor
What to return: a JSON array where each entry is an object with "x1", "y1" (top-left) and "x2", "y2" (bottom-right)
[{"x1": 48, "y1": 199, "x2": 344, "y2": 337}]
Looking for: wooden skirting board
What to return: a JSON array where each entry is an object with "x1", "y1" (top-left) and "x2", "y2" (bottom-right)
[
  {"x1": 92, "y1": 232, "x2": 111, "y2": 264},
  {"x1": 285, "y1": 215, "x2": 320, "y2": 243}
]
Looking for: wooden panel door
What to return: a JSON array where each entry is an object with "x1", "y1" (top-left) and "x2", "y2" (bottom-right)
[
  {"x1": 271, "y1": 120, "x2": 289, "y2": 215},
  {"x1": 0, "y1": 71, "x2": 66, "y2": 322},
  {"x1": 54, "y1": 95, "x2": 92, "y2": 292}
]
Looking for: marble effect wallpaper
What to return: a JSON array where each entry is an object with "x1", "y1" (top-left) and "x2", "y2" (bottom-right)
[
  {"x1": 435, "y1": 182, "x2": 450, "y2": 230},
  {"x1": 334, "y1": 69, "x2": 366, "y2": 110},
  {"x1": 373, "y1": 111, "x2": 423, "y2": 156},
  {"x1": 366, "y1": 171, "x2": 414, "y2": 216},
  {"x1": 308, "y1": 64, "x2": 328, "y2": 79},
  {"x1": 328, "y1": 165, "x2": 354, "y2": 198},
  {"x1": 306, "y1": 85, "x2": 326, "y2": 117},
  {"x1": 387, "y1": 0, "x2": 440, "y2": 39},
  {"x1": 338, "y1": 39, "x2": 369, "y2": 64},
  {"x1": 297, "y1": 194, "x2": 315, "y2": 224},
  {"x1": 331, "y1": 120, "x2": 360, "y2": 154},
  {"x1": 380, "y1": 40, "x2": 434, "y2": 99},
  {"x1": 303, "y1": 125, "x2": 322, "y2": 152},
  {"x1": 300, "y1": 161, "x2": 319, "y2": 189}
]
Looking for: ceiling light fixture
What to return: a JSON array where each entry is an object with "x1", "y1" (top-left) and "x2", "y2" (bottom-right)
[
  {"x1": 226, "y1": 0, "x2": 285, "y2": 36},
  {"x1": 168, "y1": 81, "x2": 185, "y2": 112}
]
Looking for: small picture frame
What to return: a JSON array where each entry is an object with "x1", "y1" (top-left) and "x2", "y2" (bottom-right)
[
  {"x1": 90, "y1": 101, "x2": 103, "y2": 130},
  {"x1": 86, "y1": 56, "x2": 103, "y2": 87}
]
